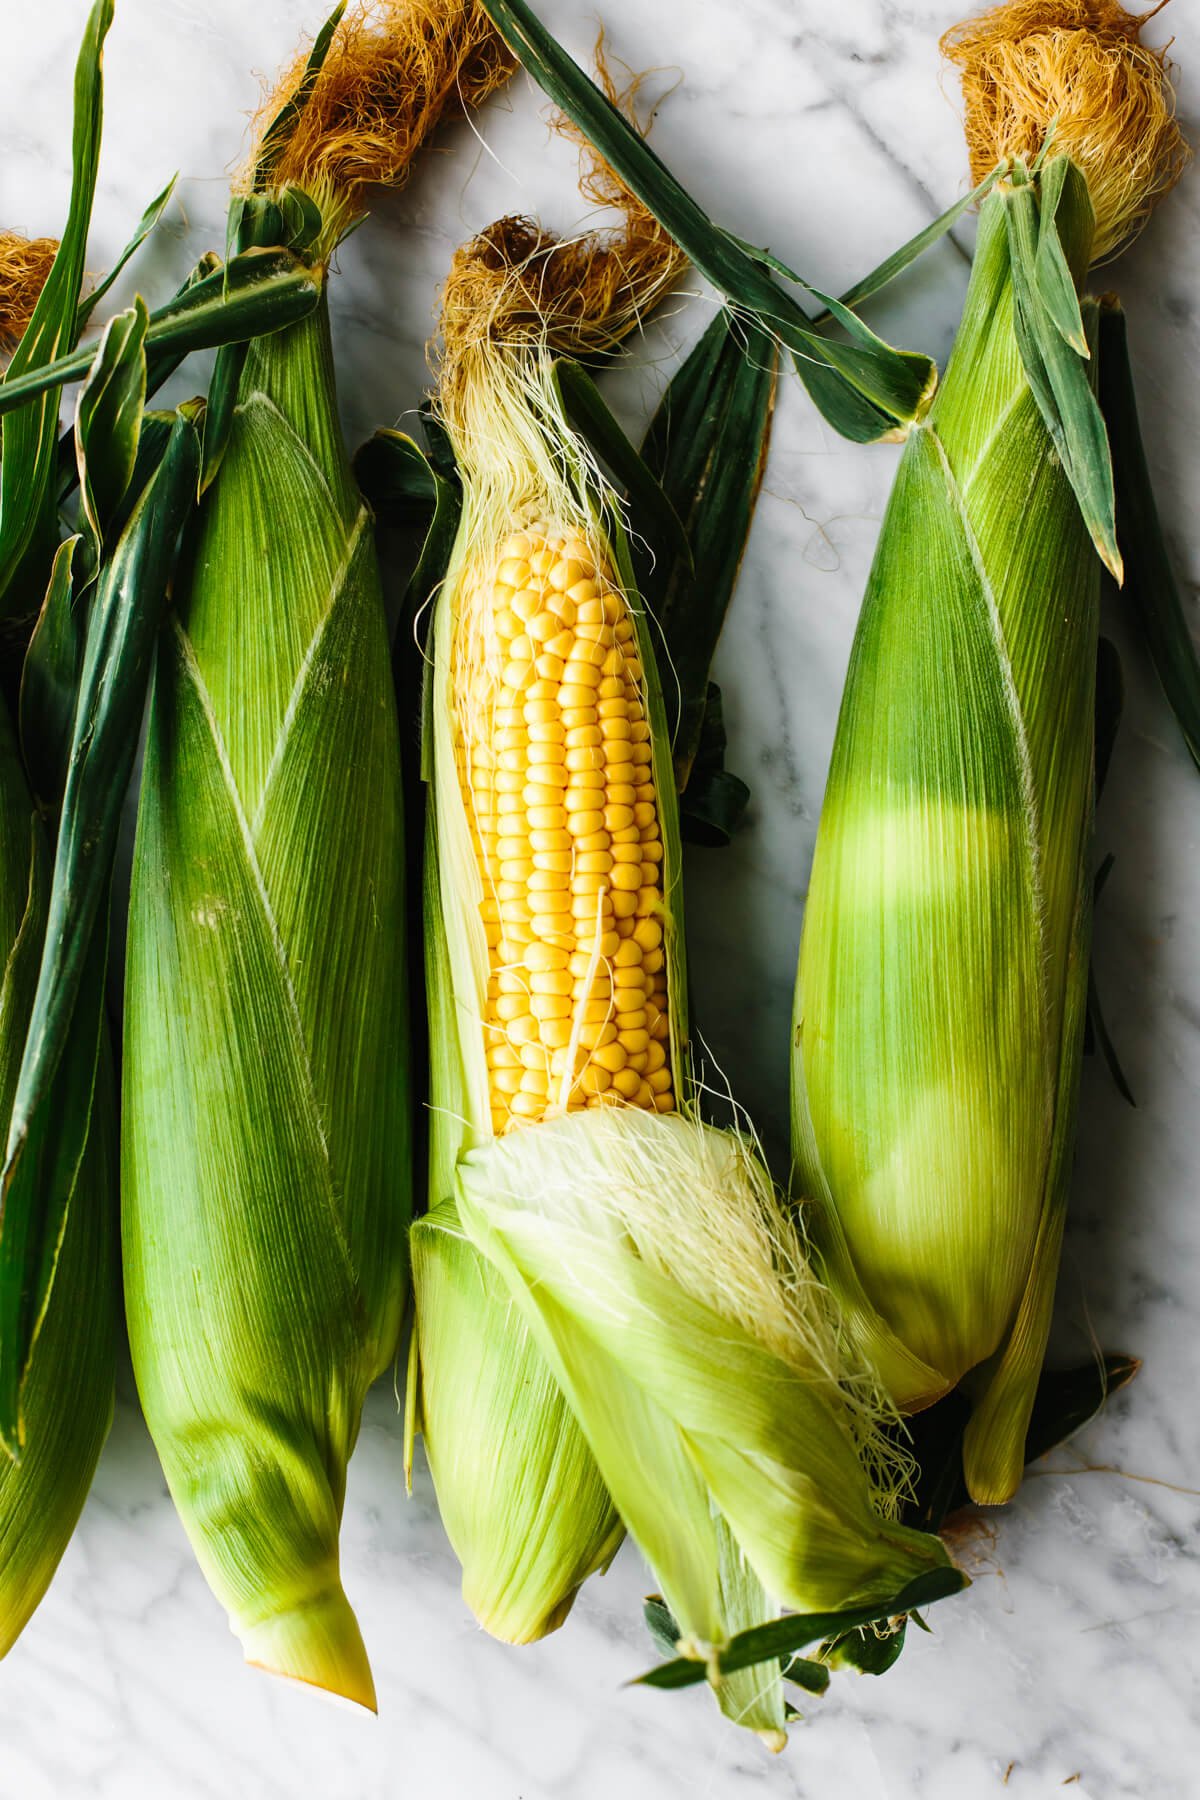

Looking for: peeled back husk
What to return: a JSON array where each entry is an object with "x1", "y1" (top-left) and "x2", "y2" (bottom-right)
[{"x1": 414, "y1": 455, "x2": 954, "y2": 1739}]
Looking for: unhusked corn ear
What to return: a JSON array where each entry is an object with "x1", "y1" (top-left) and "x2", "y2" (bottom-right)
[
  {"x1": 454, "y1": 525, "x2": 673, "y2": 1131},
  {"x1": 793, "y1": 0, "x2": 1190, "y2": 1510}
]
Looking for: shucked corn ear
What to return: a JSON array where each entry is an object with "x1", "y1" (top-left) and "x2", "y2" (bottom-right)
[
  {"x1": 792, "y1": 0, "x2": 1187, "y2": 1507},
  {"x1": 410, "y1": 147, "x2": 954, "y2": 1741},
  {"x1": 122, "y1": 0, "x2": 510, "y2": 1708},
  {"x1": 0, "y1": 699, "x2": 115, "y2": 1654}
]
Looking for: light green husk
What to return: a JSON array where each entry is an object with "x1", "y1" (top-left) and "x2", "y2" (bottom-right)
[
  {"x1": 410, "y1": 202, "x2": 953, "y2": 1743},
  {"x1": 0, "y1": 700, "x2": 114, "y2": 1655},
  {"x1": 792, "y1": 1, "x2": 1187, "y2": 1507},
  {"x1": 118, "y1": 0, "x2": 517, "y2": 1705},
  {"x1": 123, "y1": 292, "x2": 408, "y2": 1710}
]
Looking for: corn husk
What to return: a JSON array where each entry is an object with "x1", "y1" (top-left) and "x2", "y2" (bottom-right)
[
  {"x1": 410, "y1": 164, "x2": 955, "y2": 1741},
  {"x1": 792, "y1": 0, "x2": 1188, "y2": 1507},
  {"x1": 122, "y1": 0, "x2": 510, "y2": 1707}
]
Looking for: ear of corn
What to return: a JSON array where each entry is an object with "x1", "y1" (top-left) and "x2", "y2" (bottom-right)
[
  {"x1": 120, "y1": 0, "x2": 511, "y2": 1705},
  {"x1": 123, "y1": 292, "x2": 408, "y2": 1709},
  {"x1": 411, "y1": 192, "x2": 957, "y2": 1734},
  {"x1": 792, "y1": 0, "x2": 1188, "y2": 1508}
]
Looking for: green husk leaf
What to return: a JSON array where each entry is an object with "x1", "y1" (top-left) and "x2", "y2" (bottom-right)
[
  {"x1": 1024, "y1": 1353, "x2": 1140, "y2": 1463},
  {"x1": 1098, "y1": 299, "x2": 1200, "y2": 768},
  {"x1": 633, "y1": 1566, "x2": 966, "y2": 1689},
  {"x1": 74, "y1": 299, "x2": 149, "y2": 564},
  {"x1": 1031, "y1": 157, "x2": 1089, "y2": 356},
  {"x1": 820, "y1": 1616, "x2": 908, "y2": 1676},
  {"x1": 782, "y1": 1655, "x2": 832, "y2": 1695},
  {"x1": 250, "y1": 1, "x2": 346, "y2": 193},
  {"x1": 643, "y1": 1595, "x2": 681, "y2": 1660},
  {"x1": 19, "y1": 539, "x2": 84, "y2": 814},
  {"x1": 835, "y1": 165, "x2": 1003, "y2": 311},
  {"x1": 678, "y1": 686, "x2": 750, "y2": 846},
  {"x1": 75, "y1": 174, "x2": 179, "y2": 328},
  {"x1": 552, "y1": 358, "x2": 691, "y2": 572},
  {"x1": 1093, "y1": 633, "x2": 1123, "y2": 801},
  {"x1": 54, "y1": 256, "x2": 219, "y2": 509},
  {"x1": 0, "y1": 248, "x2": 323, "y2": 422},
  {"x1": 477, "y1": 0, "x2": 936, "y2": 443},
  {"x1": 1005, "y1": 164, "x2": 1119, "y2": 577},
  {"x1": 630, "y1": 309, "x2": 776, "y2": 816},
  {"x1": 0, "y1": 0, "x2": 114, "y2": 618},
  {"x1": 900, "y1": 1353, "x2": 1139, "y2": 1534},
  {"x1": 0, "y1": 403, "x2": 203, "y2": 1448}
]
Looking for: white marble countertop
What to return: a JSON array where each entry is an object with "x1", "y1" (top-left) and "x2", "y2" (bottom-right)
[{"x1": 2, "y1": 1, "x2": 1198, "y2": 1795}]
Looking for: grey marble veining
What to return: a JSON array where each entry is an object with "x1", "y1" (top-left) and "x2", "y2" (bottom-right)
[{"x1": 1, "y1": 0, "x2": 1197, "y2": 1794}]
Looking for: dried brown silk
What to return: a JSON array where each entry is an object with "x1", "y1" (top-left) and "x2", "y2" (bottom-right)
[
  {"x1": 0, "y1": 233, "x2": 58, "y2": 348},
  {"x1": 241, "y1": 0, "x2": 514, "y2": 236},
  {"x1": 438, "y1": 53, "x2": 687, "y2": 413},
  {"x1": 943, "y1": 0, "x2": 1190, "y2": 258}
]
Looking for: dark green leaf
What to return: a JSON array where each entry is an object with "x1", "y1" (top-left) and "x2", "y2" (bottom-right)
[
  {"x1": 355, "y1": 427, "x2": 445, "y2": 527},
  {"x1": 680, "y1": 687, "x2": 750, "y2": 846},
  {"x1": 1098, "y1": 299, "x2": 1200, "y2": 770},
  {"x1": 477, "y1": 0, "x2": 936, "y2": 444},
  {"x1": 629, "y1": 309, "x2": 776, "y2": 835},
  {"x1": 75, "y1": 174, "x2": 179, "y2": 328},
  {"x1": 0, "y1": 0, "x2": 114, "y2": 618},
  {"x1": 1023, "y1": 1354, "x2": 1139, "y2": 1466},
  {"x1": 1085, "y1": 963, "x2": 1136, "y2": 1105},
  {"x1": 0, "y1": 402, "x2": 203, "y2": 1447},
  {"x1": 250, "y1": 2, "x2": 346, "y2": 192},
  {"x1": 1094, "y1": 634, "x2": 1123, "y2": 801},
  {"x1": 0, "y1": 906, "x2": 109, "y2": 1458},
  {"x1": 74, "y1": 299, "x2": 149, "y2": 562},
  {"x1": 20, "y1": 538, "x2": 85, "y2": 813},
  {"x1": 632, "y1": 1566, "x2": 967, "y2": 1689},
  {"x1": 642, "y1": 1595, "x2": 680, "y2": 1661},
  {"x1": 0, "y1": 249, "x2": 323, "y2": 422},
  {"x1": 781, "y1": 1655, "x2": 831, "y2": 1695},
  {"x1": 1005, "y1": 168, "x2": 1119, "y2": 577},
  {"x1": 356, "y1": 430, "x2": 462, "y2": 790},
  {"x1": 820, "y1": 1618, "x2": 908, "y2": 1676},
  {"x1": 1032, "y1": 157, "x2": 1089, "y2": 356},
  {"x1": 901, "y1": 1353, "x2": 1140, "y2": 1536},
  {"x1": 553, "y1": 359, "x2": 691, "y2": 574}
]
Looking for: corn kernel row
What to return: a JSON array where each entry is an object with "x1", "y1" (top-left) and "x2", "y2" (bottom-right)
[{"x1": 453, "y1": 526, "x2": 674, "y2": 1133}]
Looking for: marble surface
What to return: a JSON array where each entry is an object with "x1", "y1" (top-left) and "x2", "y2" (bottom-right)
[{"x1": 2, "y1": 0, "x2": 1199, "y2": 1794}]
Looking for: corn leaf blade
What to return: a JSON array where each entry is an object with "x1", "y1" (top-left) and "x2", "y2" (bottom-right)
[
  {"x1": 477, "y1": 0, "x2": 935, "y2": 442},
  {"x1": 634, "y1": 1565, "x2": 966, "y2": 1689},
  {"x1": 1098, "y1": 300, "x2": 1200, "y2": 768},
  {"x1": 75, "y1": 174, "x2": 178, "y2": 328},
  {"x1": 0, "y1": 0, "x2": 114, "y2": 617},
  {"x1": 74, "y1": 299, "x2": 149, "y2": 563},
  {"x1": 630, "y1": 310, "x2": 777, "y2": 833},
  {"x1": 1006, "y1": 176, "x2": 1118, "y2": 576},
  {"x1": 0, "y1": 249, "x2": 323, "y2": 422},
  {"x1": 0, "y1": 404, "x2": 202, "y2": 1445}
]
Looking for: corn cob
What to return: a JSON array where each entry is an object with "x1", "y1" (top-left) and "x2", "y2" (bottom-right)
[
  {"x1": 122, "y1": 0, "x2": 510, "y2": 1708},
  {"x1": 411, "y1": 161, "x2": 955, "y2": 1741},
  {"x1": 791, "y1": 0, "x2": 1187, "y2": 1506}
]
